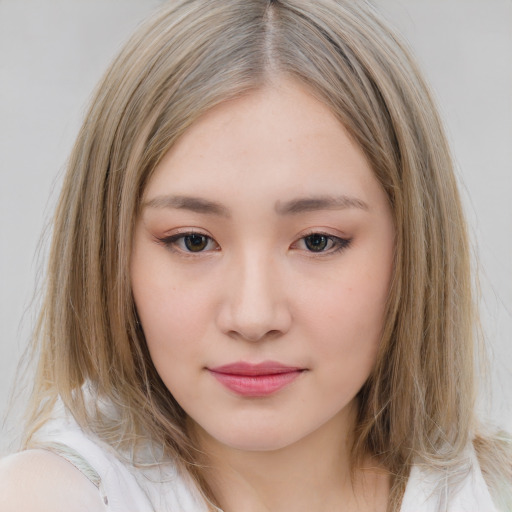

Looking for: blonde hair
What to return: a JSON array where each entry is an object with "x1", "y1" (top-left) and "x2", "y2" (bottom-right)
[{"x1": 22, "y1": 0, "x2": 511, "y2": 510}]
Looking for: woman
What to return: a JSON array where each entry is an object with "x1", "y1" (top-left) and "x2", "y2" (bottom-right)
[{"x1": 0, "y1": 0, "x2": 510, "y2": 510}]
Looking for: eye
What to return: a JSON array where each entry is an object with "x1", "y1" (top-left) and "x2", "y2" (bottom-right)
[
  {"x1": 304, "y1": 234, "x2": 331, "y2": 252},
  {"x1": 182, "y1": 234, "x2": 210, "y2": 252},
  {"x1": 293, "y1": 232, "x2": 351, "y2": 254},
  {"x1": 158, "y1": 232, "x2": 219, "y2": 253}
]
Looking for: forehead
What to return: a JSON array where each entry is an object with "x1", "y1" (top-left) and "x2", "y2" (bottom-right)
[{"x1": 144, "y1": 79, "x2": 381, "y2": 209}]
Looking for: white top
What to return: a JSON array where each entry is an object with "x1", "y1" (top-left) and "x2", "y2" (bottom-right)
[{"x1": 9, "y1": 402, "x2": 500, "y2": 512}]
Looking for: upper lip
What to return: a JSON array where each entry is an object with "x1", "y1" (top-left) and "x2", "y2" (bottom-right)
[{"x1": 208, "y1": 361, "x2": 303, "y2": 376}]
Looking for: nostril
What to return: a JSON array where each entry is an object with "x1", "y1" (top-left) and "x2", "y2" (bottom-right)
[
  {"x1": 215, "y1": 269, "x2": 292, "y2": 340},
  {"x1": 225, "y1": 327, "x2": 284, "y2": 343}
]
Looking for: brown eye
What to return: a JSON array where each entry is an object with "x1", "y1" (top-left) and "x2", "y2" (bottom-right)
[
  {"x1": 159, "y1": 232, "x2": 218, "y2": 254},
  {"x1": 184, "y1": 234, "x2": 209, "y2": 252},
  {"x1": 304, "y1": 234, "x2": 330, "y2": 252}
]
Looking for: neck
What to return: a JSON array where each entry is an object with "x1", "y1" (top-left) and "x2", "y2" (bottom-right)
[{"x1": 193, "y1": 402, "x2": 389, "y2": 512}]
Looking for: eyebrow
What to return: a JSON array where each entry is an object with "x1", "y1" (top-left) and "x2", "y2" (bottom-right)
[
  {"x1": 142, "y1": 193, "x2": 369, "y2": 216},
  {"x1": 143, "y1": 195, "x2": 230, "y2": 217},
  {"x1": 275, "y1": 195, "x2": 369, "y2": 214}
]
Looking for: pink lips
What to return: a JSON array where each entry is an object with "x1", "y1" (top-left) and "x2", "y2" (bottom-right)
[{"x1": 208, "y1": 361, "x2": 304, "y2": 397}]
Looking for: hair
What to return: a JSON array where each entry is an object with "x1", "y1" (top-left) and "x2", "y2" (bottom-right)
[{"x1": 20, "y1": 0, "x2": 511, "y2": 510}]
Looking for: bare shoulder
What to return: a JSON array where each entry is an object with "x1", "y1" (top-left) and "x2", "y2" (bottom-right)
[{"x1": 0, "y1": 449, "x2": 106, "y2": 512}]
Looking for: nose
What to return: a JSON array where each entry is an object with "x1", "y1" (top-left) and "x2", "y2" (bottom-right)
[{"x1": 216, "y1": 252, "x2": 292, "y2": 342}]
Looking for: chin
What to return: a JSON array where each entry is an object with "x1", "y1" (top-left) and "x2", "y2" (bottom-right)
[{"x1": 197, "y1": 417, "x2": 313, "y2": 453}]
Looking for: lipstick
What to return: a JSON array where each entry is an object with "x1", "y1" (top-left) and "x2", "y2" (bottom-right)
[{"x1": 208, "y1": 361, "x2": 304, "y2": 397}]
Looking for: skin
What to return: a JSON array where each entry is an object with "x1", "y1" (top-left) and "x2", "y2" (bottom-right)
[{"x1": 131, "y1": 79, "x2": 394, "y2": 512}]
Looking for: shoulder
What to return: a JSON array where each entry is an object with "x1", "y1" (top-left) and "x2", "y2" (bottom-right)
[{"x1": 0, "y1": 449, "x2": 106, "y2": 512}]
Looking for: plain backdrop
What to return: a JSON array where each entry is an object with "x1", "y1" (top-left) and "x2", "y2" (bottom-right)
[{"x1": 1, "y1": 0, "x2": 511, "y2": 451}]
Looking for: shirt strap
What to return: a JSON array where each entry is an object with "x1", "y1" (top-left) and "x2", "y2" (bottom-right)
[{"x1": 34, "y1": 441, "x2": 109, "y2": 507}]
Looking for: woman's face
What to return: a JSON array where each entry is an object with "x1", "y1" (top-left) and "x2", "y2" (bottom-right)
[{"x1": 131, "y1": 80, "x2": 394, "y2": 452}]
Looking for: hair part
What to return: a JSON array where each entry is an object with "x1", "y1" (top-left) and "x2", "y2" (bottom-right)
[{"x1": 21, "y1": 1, "x2": 511, "y2": 510}]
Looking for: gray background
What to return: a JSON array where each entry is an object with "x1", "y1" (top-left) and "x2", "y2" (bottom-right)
[{"x1": 1, "y1": 0, "x2": 511, "y2": 449}]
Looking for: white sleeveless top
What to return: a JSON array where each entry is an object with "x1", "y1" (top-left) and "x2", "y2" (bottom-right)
[{"x1": 31, "y1": 402, "x2": 498, "y2": 512}]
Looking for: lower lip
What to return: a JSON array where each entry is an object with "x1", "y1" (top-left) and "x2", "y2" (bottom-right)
[{"x1": 209, "y1": 370, "x2": 303, "y2": 397}]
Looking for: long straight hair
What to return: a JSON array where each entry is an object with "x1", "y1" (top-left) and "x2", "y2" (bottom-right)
[{"x1": 22, "y1": 1, "x2": 511, "y2": 510}]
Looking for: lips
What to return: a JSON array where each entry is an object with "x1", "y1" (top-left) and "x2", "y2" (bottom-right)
[{"x1": 208, "y1": 361, "x2": 305, "y2": 397}]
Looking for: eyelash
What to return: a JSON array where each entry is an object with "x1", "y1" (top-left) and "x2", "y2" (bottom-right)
[
  {"x1": 157, "y1": 231, "x2": 352, "y2": 256},
  {"x1": 292, "y1": 231, "x2": 352, "y2": 255},
  {"x1": 157, "y1": 231, "x2": 219, "y2": 255}
]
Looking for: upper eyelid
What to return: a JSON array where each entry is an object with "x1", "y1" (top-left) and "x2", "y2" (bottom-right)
[
  {"x1": 157, "y1": 231, "x2": 219, "y2": 253},
  {"x1": 295, "y1": 226, "x2": 349, "y2": 237},
  {"x1": 294, "y1": 229, "x2": 348, "y2": 243},
  {"x1": 158, "y1": 228, "x2": 213, "y2": 242},
  {"x1": 292, "y1": 233, "x2": 348, "y2": 245}
]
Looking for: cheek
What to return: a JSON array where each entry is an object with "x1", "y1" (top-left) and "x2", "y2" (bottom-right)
[
  {"x1": 131, "y1": 274, "x2": 212, "y2": 403},
  {"x1": 130, "y1": 244, "x2": 213, "y2": 363},
  {"x1": 299, "y1": 255, "x2": 391, "y2": 374},
  {"x1": 307, "y1": 263, "x2": 390, "y2": 334},
  {"x1": 304, "y1": 286, "x2": 385, "y2": 404},
  {"x1": 134, "y1": 286, "x2": 218, "y2": 375}
]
